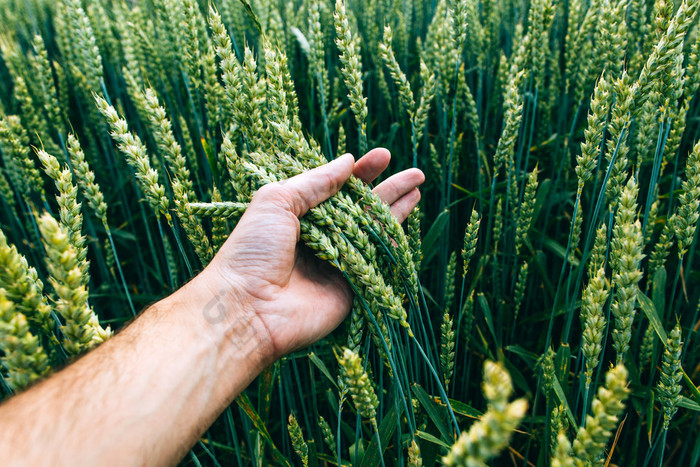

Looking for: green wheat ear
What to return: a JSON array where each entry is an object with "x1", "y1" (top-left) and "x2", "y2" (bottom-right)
[
  {"x1": 443, "y1": 360, "x2": 528, "y2": 466},
  {"x1": 318, "y1": 415, "x2": 337, "y2": 458},
  {"x1": 37, "y1": 213, "x2": 103, "y2": 356},
  {"x1": 337, "y1": 347, "x2": 379, "y2": 422},
  {"x1": 657, "y1": 324, "x2": 683, "y2": 430},
  {"x1": 0, "y1": 288, "x2": 50, "y2": 390},
  {"x1": 571, "y1": 364, "x2": 629, "y2": 464},
  {"x1": 287, "y1": 413, "x2": 309, "y2": 467}
]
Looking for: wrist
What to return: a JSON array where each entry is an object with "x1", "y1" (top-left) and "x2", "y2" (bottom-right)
[{"x1": 180, "y1": 268, "x2": 277, "y2": 369}]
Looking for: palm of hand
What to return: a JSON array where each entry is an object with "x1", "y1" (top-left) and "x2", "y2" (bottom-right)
[{"x1": 206, "y1": 149, "x2": 424, "y2": 358}]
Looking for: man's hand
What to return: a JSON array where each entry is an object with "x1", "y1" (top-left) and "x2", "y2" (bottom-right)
[
  {"x1": 0, "y1": 148, "x2": 423, "y2": 466},
  {"x1": 200, "y1": 148, "x2": 424, "y2": 362}
]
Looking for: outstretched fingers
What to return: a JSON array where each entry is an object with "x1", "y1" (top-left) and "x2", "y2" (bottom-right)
[{"x1": 251, "y1": 148, "x2": 424, "y2": 224}]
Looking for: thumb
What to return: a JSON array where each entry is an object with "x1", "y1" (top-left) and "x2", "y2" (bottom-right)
[{"x1": 254, "y1": 154, "x2": 355, "y2": 218}]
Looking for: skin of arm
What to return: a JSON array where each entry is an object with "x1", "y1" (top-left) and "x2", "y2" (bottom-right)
[{"x1": 0, "y1": 148, "x2": 424, "y2": 466}]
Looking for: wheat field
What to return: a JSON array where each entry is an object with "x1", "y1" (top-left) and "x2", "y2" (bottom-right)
[{"x1": 0, "y1": 0, "x2": 699, "y2": 465}]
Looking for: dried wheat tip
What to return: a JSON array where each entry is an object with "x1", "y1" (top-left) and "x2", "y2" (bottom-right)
[
  {"x1": 516, "y1": 167, "x2": 539, "y2": 256},
  {"x1": 287, "y1": 413, "x2": 309, "y2": 467},
  {"x1": 318, "y1": 415, "x2": 337, "y2": 458},
  {"x1": 94, "y1": 94, "x2": 171, "y2": 222},
  {"x1": 0, "y1": 288, "x2": 50, "y2": 391},
  {"x1": 610, "y1": 178, "x2": 644, "y2": 364},
  {"x1": 30, "y1": 34, "x2": 63, "y2": 133},
  {"x1": 580, "y1": 266, "x2": 609, "y2": 386},
  {"x1": 443, "y1": 361, "x2": 528, "y2": 466},
  {"x1": 588, "y1": 223, "x2": 608, "y2": 278},
  {"x1": 337, "y1": 347, "x2": 379, "y2": 421},
  {"x1": 572, "y1": 364, "x2": 629, "y2": 464},
  {"x1": 0, "y1": 116, "x2": 43, "y2": 199},
  {"x1": 0, "y1": 229, "x2": 54, "y2": 337},
  {"x1": 657, "y1": 323, "x2": 683, "y2": 430},
  {"x1": 461, "y1": 209, "x2": 481, "y2": 278},
  {"x1": 334, "y1": 0, "x2": 368, "y2": 153},
  {"x1": 408, "y1": 438, "x2": 422, "y2": 466},
  {"x1": 66, "y1": 134, "x2": 108, "y2": 224},
  {"x1": 379, "y1": 25, "x2": 415, "y2": 114},
  {"x1": 440, "y1": 309, "x2": 456, "y2": 390},
  {"x1": 671, "y1": 141, "x2": 700, "y2": 258},
  {"x1": 37, "y1": 213, "x2": 97, "y2": 355},
  {"x1": 551, "y1": 430, "x2": 575, "y2": 467}
]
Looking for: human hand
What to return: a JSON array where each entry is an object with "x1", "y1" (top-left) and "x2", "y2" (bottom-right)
[{"x1": 198, "y1": 149, "x2": 424, "y2": 362}]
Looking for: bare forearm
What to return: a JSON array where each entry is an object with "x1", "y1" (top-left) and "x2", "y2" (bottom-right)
[{"x1": 0, "y1": 276, "x2": 272, "y2": 466}]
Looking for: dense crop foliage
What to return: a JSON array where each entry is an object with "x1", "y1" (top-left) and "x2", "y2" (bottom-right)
[{"x1": 0, "y1": 0, "x2": 699, "y2": 464}]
